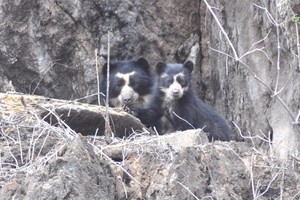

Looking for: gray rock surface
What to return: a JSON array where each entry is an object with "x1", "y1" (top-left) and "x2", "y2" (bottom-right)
[
  {"x1": 199, "y1": 0, "x2": 300, "y2": 159},
  {"x1": 0, "y1": 113, "x2": 299, "y2": 199},
  {"x1": 0, "y1": 0, "x2": 200, "y2": 101},
  {"x1": 1, "y1": 1, "x2": 299, "y2": 159},
  {"x1": 1, "y1": 0, "x2": 300, "y2": 199}
]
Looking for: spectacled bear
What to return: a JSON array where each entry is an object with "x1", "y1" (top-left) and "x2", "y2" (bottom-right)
[
  {"x1": 132, "y1": 61, "x2": 231, "y2": 141},
  {"x1": 100, "y1": 58, "x2": 153, "y2": 109}
]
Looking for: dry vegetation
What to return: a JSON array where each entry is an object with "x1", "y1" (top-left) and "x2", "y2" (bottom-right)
[{"x1": 0, "y1": 92, "x2": 300, "y2": 199}]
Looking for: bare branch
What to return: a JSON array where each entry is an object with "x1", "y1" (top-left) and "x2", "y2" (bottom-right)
[
  {"x1": 253, "y1": 3, "x2": 278, "y2": 26},
  {"x1": 206, "y1": 1, "x2": 299, "y2": 128},
  {"x1": 91, "y1": 142, "x2": 143, "y2": 186},
  {"x1": 74, "y1": 92, "x2": 100, "y2": 102},
  {"x1": 105, "y1": 31, "x2": 113, "y2": 138},
  {"x1": 95, "y1": 48, "x2": 101, "y2": 105},
  {"x1": 16, "y1": 126, "x2": 24, "y2": 165},
  {"x1": 176, "y1": 181, "x2": 201, "y2": 200},
  {"x1": 239, "y1": 29, "x2": 272, "y2": 62},
  {"x1": 274, "y1": 10, "x2": 281, "y2": 93},
  {"x1": 294, "y1": 110, "x2": 300, "y2": 124},
  {"x1": 204, "y1": 0, "x2": 239, "y2": 60},
  {"x1": 172, "y1": 111, "x2": 195, "y2": 129},
  {"x1": 254, "y1": 169, "x2": 283, "y2": 199},
  {"x1": 295, "y1": 19, "x2": 300, "y2": 72},
  {"x1": 31, "y1": 60, "x2": 59, "y2": 95}
]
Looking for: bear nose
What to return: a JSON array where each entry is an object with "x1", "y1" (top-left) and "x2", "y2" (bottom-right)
[
  {"x1": 123, "y1": 97, "x2": 132, "y2": 104},
  {"x1": 173, "y1": 89, "x2": 179, "y2": 95}
]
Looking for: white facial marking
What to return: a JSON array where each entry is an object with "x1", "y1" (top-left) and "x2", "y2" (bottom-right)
[
  {"x1": 164, "y1": 74, "x2": 184, "y2": 102},
  {"x1": 115, "y1": 72, "x2": 138, "y2": 106},
  {"x1": 119, "y1": 85, "x2": 134, "y2": 104},
  {"x1": 116, "y1": 72, "x2": 135, "y2": 85},
  {"x1": 168, "y1": 81, "x2": 183, "y2": 98},
  {"x1": 175, "y1": 72, "x2": 184, "y2": 78},
  {"x1": 161, "y1": 73, "x2": 168, "y2": 78}
]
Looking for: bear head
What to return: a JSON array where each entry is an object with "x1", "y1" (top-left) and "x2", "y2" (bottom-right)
[
  {"x1": 156, "y1": 60, "x2": 194, "y2": 101},
  {"x1": 100, "y1": 58, "x2": 153, "y2": 108}
]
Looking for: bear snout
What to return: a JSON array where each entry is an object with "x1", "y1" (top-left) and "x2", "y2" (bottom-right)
[
  {"x1": 169, "y1": 82, "x2": 183, "y2": 99},
  {"x1": 123, "y1": 96, "x2": 133, "y2": 104},
  {"x1": 120, "y1": 86, "x2": 135, "y2": 106}
]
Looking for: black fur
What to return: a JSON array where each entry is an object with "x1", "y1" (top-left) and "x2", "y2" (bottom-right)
[
  {"x1": 133, "y1": 61, "x2": 231, "y2": 141},
  {"x1": 100, "y1": 58, "x2": 153, "y2": 108}
]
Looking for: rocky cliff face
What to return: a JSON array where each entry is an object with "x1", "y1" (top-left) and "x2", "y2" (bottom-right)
[
  {"x1": 0, "y1": 0, "x2": 200, "y2": 100},
  {"x1": 199, "y1": 0, "x2": 300, "y2": 159},
  {"x1": 1, "y1": 0, "x2": 300, "y2": 199},
  {"x1": 1, "y1": 0, "x2": 299, "y2": 159}
]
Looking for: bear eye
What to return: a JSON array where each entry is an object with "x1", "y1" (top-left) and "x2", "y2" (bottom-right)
[
  {"x1": 115, "y1": 79, "x2": 124, "y2": 89},
  {"x1": 166, "y1": 77, "x2": 173, "y2": 84},
  {"x1": 130, "y1": 79, "x2": 136, "y2": 87},
  {"x1": 177, "y1": 76, "x2": 186, "y2": 86},
  {"x1": 118, "y1": 81, "x2": 123, "y2": 86}
]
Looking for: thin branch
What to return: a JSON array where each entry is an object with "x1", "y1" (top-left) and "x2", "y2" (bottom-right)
[
  {"x1": 2, "y1": 133, "x2": 19, "y2": 168},
  {"x1": 91, "y1": 143, "x2": 143, "y2": 186},
  {"x1": 35, "y1": 143, "x2": 67, "y2": 171},
  {"x1": 292, "y1": 191, "x2": 300, "y2": 200},
  {"x1": 172, "y1": 111, "x2": 195, "y2": 129},
  {"x1": 95, "y1": 48, "x2": 101, "y2": 105},
  {"x1": 233, "y1": 121, "x2": 300, "y2": 156},
  {"x1": 279, "y1": 170, "x2": 285, "y2": 200},
  {"x1": 206, "y1": 1, "x2": 299, "y2": 129},
  {"x1": 105, "y1": 31, "x2": 113, "y2": 138},
  {"x1": 294, "y1": 110, "x2": 300, "y2": 124},
  {"x1": 16, "y1": 125, "x2": 24, "y2": 164},
  {"x1": 276, "y1": 95, "x2": 297, "y2": 121},
  {"x1": 254, "y1": 169, "x2": 283, "y2": 199},
  {"x1": 250, "y1": 154, "x2": 256, "y2": 198},
  {"x1": 176, "y1": 181, "x2": 200, "y2": 200},
  {"x1": 31, "y1": 60, "x2": 59, "y2": 95},
  {"x1": 273, "y1": 70, "x2": 294, "y2": 97},
  {"x1": 274, "y1": 10, "x2": 281, "y2": 93},
  {"x1": 239, "y1": 47, "x2": 271, "y2": 62},
  {"x1": 253, "y1": 3, "x2": 283, "y2": 95},
  {"x1": 238, "y1": 59, "x2": 273, "y2": 91},
  {"x1": 296, "y1": 19, "x2": 300, "y2": 72},
  {"x1": 203, "y1": 0, "x2": 239, "y2": 60},
  {"x1": 253, "y1": 3, "x2": 278, "y2": 26},
  {"x1": 92, "y1": 128, "x2": 99, "y2": 145},
  {"x1": 211, "y1": 47, "x2": 274, "y2": 92},
  {"x1": 74, "y1": 93, "x2": 99, "y2": 102},
  {"x1": 36, "y1": 129, "x2": 50, "y2": 159},
  {"x1": 239, "y1": 29, "x2": 272, "y2": 61},
  {"x1": 209, "y1": 47, "x2": 235, "y2": 60}
]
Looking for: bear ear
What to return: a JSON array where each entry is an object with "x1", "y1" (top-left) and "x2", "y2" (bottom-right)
[
  {"x1": 136, "y1": 57, "x2": 151, "y2": 72},
  {"x1": 156, "y1": 62, "x2": 166, "y2": 75},
  {"x1": 183, "y1": 60, "x2": 194, "y2": 73},
  {"x1": 102, "y1": 62, "x2": 114, "y2": 76}
]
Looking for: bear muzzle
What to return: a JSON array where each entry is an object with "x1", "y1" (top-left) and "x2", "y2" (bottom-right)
[{"x1": 119, "y1": 85, "x2": 137, "y2": 106}]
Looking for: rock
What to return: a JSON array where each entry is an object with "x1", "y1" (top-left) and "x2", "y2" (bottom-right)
[
  {"x1": 198, "y1": 0, "x2": 300, "y2": 159},
  {"x1": 0, "y1": 136, "x2": 116, "y2": 200},
  {"x1": 0, "y1": 98, "x2": 300, "y2": 199},
  {"x1": 0, "y1": 0, "x2": 200, "y2": 102},
  {"x1": 0, "y1": 92, "x2": 145, "y2": 137},
  {"x1": 108, "y1": 134, "x2": 300, "y2": 199},
  {"x1": 103, "y1": 129, "x2": 209, "y2": 161}
]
